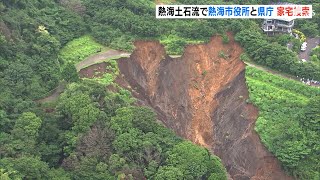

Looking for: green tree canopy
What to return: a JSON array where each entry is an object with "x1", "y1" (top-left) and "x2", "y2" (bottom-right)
[{"x1": 61, "y1": 62, "x2": 79, "y2": 82}]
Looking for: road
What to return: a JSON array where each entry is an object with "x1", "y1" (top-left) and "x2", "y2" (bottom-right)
[
  {"x1": 75, "y1": 50, "x2": 130, "y2": 71},
  {"x1": 298, "y1": 37, "x2": 319, "y2": 61},
  {"x1": 35, "y1": 82, "x2": 66, "y2": 103}
]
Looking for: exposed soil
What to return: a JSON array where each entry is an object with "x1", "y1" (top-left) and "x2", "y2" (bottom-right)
[
  {"x1": 117, "y1": 33, "x2": 292, "y2": 180},
  {"x1": 79, "y1": 62, "x2": 110, "y2": 78}
]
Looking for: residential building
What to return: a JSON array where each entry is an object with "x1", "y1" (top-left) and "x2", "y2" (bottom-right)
[{"x1": 262, "y1": 2, "x2": 295, "y2": 35}]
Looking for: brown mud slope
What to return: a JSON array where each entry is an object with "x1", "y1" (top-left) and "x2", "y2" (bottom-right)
[
  {"x1": 79, "y1": 62, "x2": 110, "y2": 78},
  {"x1": 118, "y1": 33, "x2": 292, "y2": 180}
]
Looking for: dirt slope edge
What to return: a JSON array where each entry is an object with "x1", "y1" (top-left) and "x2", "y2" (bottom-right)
[{"x1": 117, "y1": 33, "x2": 292, "y2": 180}]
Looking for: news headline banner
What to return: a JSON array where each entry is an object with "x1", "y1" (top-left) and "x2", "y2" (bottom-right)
[{"x1": 156, "y1": 5, "x2": 313, "y2": 19}]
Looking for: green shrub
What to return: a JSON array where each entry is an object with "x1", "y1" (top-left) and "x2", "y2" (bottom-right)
[
  {"x1": 222, "y1": 34, "x2": 229, "y2": 44},
  {"x1": 202, "y1": 70, "x2": 207, "y2": 76},
  {"x1": 218, "y1": 51, "x2": 227, "y2": 59},
  {"x1": 240, "y1": 53, "x2": 250, "y2": 61}
]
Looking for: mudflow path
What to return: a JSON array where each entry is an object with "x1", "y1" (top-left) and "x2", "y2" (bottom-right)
[{"x1": 117, "y1": 33, "x2": 292, "y2": 180}]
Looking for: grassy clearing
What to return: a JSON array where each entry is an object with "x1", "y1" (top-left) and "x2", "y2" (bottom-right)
[{"x1": 59, "y1": 35, "x2": 107, "y2": 64}]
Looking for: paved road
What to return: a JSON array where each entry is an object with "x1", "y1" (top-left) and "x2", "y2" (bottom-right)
[
  {"x1": 298, "y1": 37, "x2": 319, "y2": 61},
  {"x1": 75, "y1": 50, "x2": 130, "y2": 71}
]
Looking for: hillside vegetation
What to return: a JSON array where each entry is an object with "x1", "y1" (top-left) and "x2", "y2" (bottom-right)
[
  {"x1": 0, "y1": 0, "x2": 228, "y2": 175},
  {"x1": 0, "y1": 78, "x2": 227, "y2": 179},
  {"x1": 246, "y1": 67, "x2": 320, "y2": 179},
  {"x1": 0, "y1": 0, "x2": 319, "y2": 179}
]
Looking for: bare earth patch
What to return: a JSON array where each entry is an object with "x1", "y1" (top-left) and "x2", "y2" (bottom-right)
[{"x1": 117, "y1": 33, "x2": 292, "y2": 180}]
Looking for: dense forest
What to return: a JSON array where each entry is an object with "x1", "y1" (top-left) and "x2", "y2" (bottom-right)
[{"x1": 0, "y1": 0, "x2": 319, "y2": 179}]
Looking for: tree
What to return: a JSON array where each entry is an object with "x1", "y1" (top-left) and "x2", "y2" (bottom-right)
[
  {"x1": 1, "y1": 112, "x2": 43, "y2": 156},
  {"x1": 76, "y1": 124, "x2": 114, "y2": 160},
  {"x1": 300, "y1": 22, "x2": 319, "y2": 37},
  {"x1": 72, "y1": 157, "x2": 113, "y2": 180},
  {"x1": 302, "y1": 96, "x2": 320, "y2": 132},
  {"x1": 275, "y1": 34, "x2": 292, "y2": 46},
  {"x1": 61, "y1": 62, "x2": 79, "y2": 82},
  {"x1": 112, "y1": 128, "x2": 142, "y2": 156},
  {"x1": 108, "y1": 154, "x2": 127, "y2": 174},
  {"x1": 12, "y1": 112, "x2": 42, "y2": 139},
  {"x1": 0, "y1": 109, "x2": 12, "y2": 133},
  {"x1": 0, "y1": 156, "x2": 50, "y2": 180},
  {"x1": 0, "y1": 168, "x2": 16, "y2": 180},
  {"x1": 59, "y1": 0, "x2": 86, "y2": 15},
  {"x1": 47, "y1": 168, "x2": 71, "y2": 180},
  {"x1": 32, "y1": 33, "x2": 61, "y2": 57},
  {"x1": 154, "y1": 166, "x2": 184, "y2": 180},
  {"x1": 131, "y1": 107, "x2": 157, "y2": 133},
  {"x1": 56, "y1": 81, "x2": 109, "y2": 155},
  {"x1": 291, "y1": 38, "x2": 302, "y2": 53},
  {"x1": 165, "y1": 141, "x2": 227, "y2": 180},
  {"x1": 58, "y1": 89, "x2": 100, "y2": 133}
]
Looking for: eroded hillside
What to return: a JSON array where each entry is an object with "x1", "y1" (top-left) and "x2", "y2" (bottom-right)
[{"x1": 117, "y1": 34, "x2": 292, "y2": 180}]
